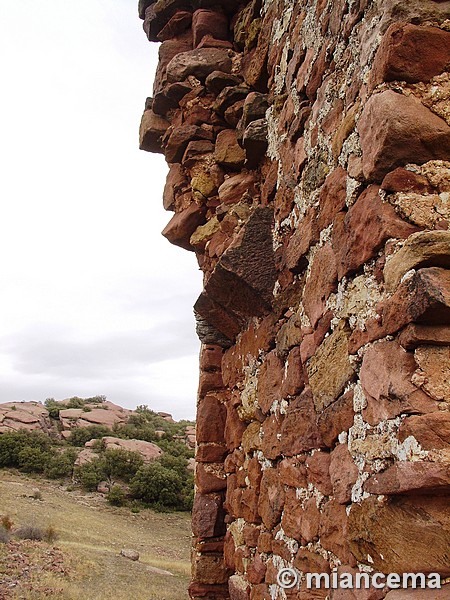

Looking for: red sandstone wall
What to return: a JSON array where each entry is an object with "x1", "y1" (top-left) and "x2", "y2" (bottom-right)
[{"x1": 137, "y1": 1, "x2": 450, "y2": 598}]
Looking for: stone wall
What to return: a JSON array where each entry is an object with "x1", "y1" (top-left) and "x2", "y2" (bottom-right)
[{"x1": 137, "y1": 1, "x2": 450, "y2": 598}]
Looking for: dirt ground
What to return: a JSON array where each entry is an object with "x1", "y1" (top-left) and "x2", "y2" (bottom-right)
[{"x1": 0, "y1": 470, "x2": 191, "y2": 600}]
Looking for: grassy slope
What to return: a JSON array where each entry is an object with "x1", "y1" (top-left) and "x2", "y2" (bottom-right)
[{"x1": 0, "y1": 470, "x2": 191, "y2": 600}]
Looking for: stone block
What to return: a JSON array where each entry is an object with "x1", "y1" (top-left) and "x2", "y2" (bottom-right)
[
  {"x1": 215, "y1": 129, "x2": 246, "y2": 169},
  {"x1": 139, "y1": 109, "x2": 170, "y2": 154},
  {"x1": 166, "y1": 48, "x2": 233, "y2": 82},
  {"x1": 257, "y1": 350, "x2": 283, "y2": 414},
  {"x1": 348, "y1": 495, "x2": 450, "y2": 576},
  {"x1": 307, "y1": 323, "x2": 356, "y2": 412},
  {"x1": 192, "y1": 9, "x2": 229, "y2": 48},
  {"x1": 257, "y1": 467, "x2": 285, "y2": 530},
  {"x1": 370, "y1": 22, "x2": 450, "y2": 86},
  {"x1": 197, "y1": 394, "x2": 226, "y2": 444},
  {"x1": 303, "y1": 244, "x2": 338, "y2": 328},
  {"x1": 192, "y1": 493, "x2": 226, "y2": 538},
  {"x1": 357, "y1": 90, "x2": 450, "y2": 181},
  {"x1": 365, "y1": 461, "x2": 450, "y2": 495},
  {"x1": 161, "y1": 202, "x2": 206, "y2": 250},
  {"x1": 332, "y1": 185, "x2": 417, "y2": 279},
  {"x1": 317, "y1": 390, "x2": 354, "y2": 448},
  {"x1": 398, "y1": 323, "x2": 450, "y2": 350},
  {"x1": 384, "y1": 230, "x2": 450, "y2": 291},
  {"x1": 280, "y1": 388, "x2": 324, "y2": 455}
]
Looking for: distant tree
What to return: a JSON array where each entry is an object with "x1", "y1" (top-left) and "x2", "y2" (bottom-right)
[{"x1": 130, "y1": 463, "x2": 183, "y2": 508}]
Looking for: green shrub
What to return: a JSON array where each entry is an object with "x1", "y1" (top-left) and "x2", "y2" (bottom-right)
[
  {"x1": 130, "y1": 463, "x2": 183, "y2": 508},
  {"x1": 106, "y1": 486, "x2": 127, "y2": 507},
  {"x1": 75, "y1": 461, "x2": 105, "y2": 491},
  {"x1": 0, "y1": 431, "x2": 52, "y2": 468},
  {"x1": 68, "y1": 425, "x2": 110, "y2": 447},
  {"x1": 44, "y1": 449, "x2": 77, "y2": 479},
  {"x1": 75, "y1": 448, "x2": 143, "y2": 490},
  {"x1": 18, "y1": 447, "x2": 52, "y2": 473}
]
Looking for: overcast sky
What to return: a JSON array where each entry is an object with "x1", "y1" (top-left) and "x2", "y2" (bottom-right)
[{"x1": 0, "y1": 0, "x2": 202, "y2": 420}]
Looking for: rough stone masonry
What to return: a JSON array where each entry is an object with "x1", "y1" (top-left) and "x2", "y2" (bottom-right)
[{"x1": 137, "y1": 0, "x2": 450, "y2": 598}]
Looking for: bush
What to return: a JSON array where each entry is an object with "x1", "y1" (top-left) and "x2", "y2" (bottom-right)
[
  {"x1": 0, "y1": 431, "x2": 53, "y2": 468},
  {"x1": 68, "y1": 425, "x2": 110, "y2": 447},
  {"x1": 75, "y1": 461, "x2": 105, "y2": 491},
  {"x1": 0, "y1": 526, "x2": 10, "y2": 543},
  {"x1": 75, "y1": 448, "x2": 143, "y2": 491},
  {"x1": 1, "y1": 515, "x2": 13, "y2": 531},
  {"x1": 44, "y1": 449, "x2": 77, "y2": 479},
  {"x1": 15, "y1": 525, "x2": 45, "y2": 541},
  {"x1": 44, "y1": 525, "x2": 58, "y2": 543},
  {"x1": 18, "y1": 447, "x2": 51, "y2": 473},
  {"x1": 106, "y1": 486, "x2": 127, "y2": 507},
  {"x1": 130, "y1": 463, "x2": 183, "y2": 508}
]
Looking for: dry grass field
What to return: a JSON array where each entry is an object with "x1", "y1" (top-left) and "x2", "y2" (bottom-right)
[{"x1": 0, "y1": 470, "x2": 191, "y2": 600}]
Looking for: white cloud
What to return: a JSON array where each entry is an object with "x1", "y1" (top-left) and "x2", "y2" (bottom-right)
[{"x1": 0, "y1": 0, "x2": 201, "y2": 419}]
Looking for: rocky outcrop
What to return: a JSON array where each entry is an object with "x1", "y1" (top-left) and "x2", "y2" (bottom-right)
[
  {"x1": 84, "y1": 436, "x2": 163, "y2": 462},
  {"x1": 0, "y1": 402, "x2": 52, "y2": 434},
  {"x1": 137, "y1": 1, "x2": 450, "y2": 598}
]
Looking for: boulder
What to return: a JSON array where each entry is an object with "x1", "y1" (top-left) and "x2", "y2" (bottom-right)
[
  {"x1": 101, "y1": 437, "x2": 162, "y2": 462},
  {"x1": 120, "y1": 549, "x2": 139, "y2": 561},
  {"x1": 162, "y1": 202, "x2": 207, "y2": 250},
  {"x1": 166, "y1": 48, "x2": 233, "y2": 82}
]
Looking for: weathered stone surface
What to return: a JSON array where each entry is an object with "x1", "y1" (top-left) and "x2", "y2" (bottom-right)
[
  {"x1": 360, "y1": 340, "x2": 435, "y2": 426},
  {"x1": 162, "y1": 202, "x2": 206, "y2": 250},
  {"x1": 384, "y1": 586, "x2": 450, "y2": 600},
  {"x1": 303, "y1": 244, "x2": 338, "y2": 328},
  {"x1": 242, "y1": 119, "x2": 268, "y2": 168},
  {"x1": 165, "y1": 124, "x2": 213, "y2": 164},
  {"x1": 330, "y1": 444, "x2": 359, "y2": 504},
  {"x1": 192, "y1": 9, "x2": 229, "y2": 48},
  {"x1": 306, "y1": 451, "x2": 333, "y2": 496},
  {"x1": 196, "y1": 462, "x2": 227, "y2": 494},
  {"x1": 399, "y1": 412, "x2": 450, "y2": 451},
  {"x1": 166, "y1": 48, "x2": 233, "y2": 82},
  {"x1": 257, "y1": 468, "x2": 285, "y2": 530},
  {"x1": 261, "y1": 413, "x2": 283, "y2": 460},
  {"x1": 384, "y1": 231, "x2": 450, "y2": 291},
  {"x1": 101, "y1": 436, "x2": 162, "y2": 462},
  {"x1": 332, "y1": 185, "x2": 418, "y2": 279},
  {"x1": 365, "y1": 461, "x2": 450, "y2": 495},
  {"x1": 281, "y1": 346, "x2": 305, "y2": 398},
  {"x1": 139, "y1": 109, "x2": 169, "y2": 154},
  {"x1": 282, "y1": 488, "x2": 320, "y2": 542},
  {"x1": 217, "y1": 173, "x2": 257, "y2": 205},
  {"x1": 257, "y1": 350, "x2": 283, "y2": 414},
  {"x1": 196, "y1": 207, "x2": 276, "y2": 338},
  {"x1": 413, "y1": 345, "x2": 450, "y2": 402},
  {"x1": 192, "y1": 493, "x2": 226, "y2": 539},
  {"x1": 163, "y1": 163, "x2": 188, "y2": 210},
  {"x1": 285, "y1": 208, "x2": 320, "y2": 273},
  {"x1": 320, "y1": 499, "x2": 355, "y2": 565},
  {"x1": 398, "y1": 323, "x2": 450, "y2": 350},
  {"x1": 317, "y1": 390, "x2": 354, "y2": 448},
  {"x1": 144, "y1": 0, "x2": 191, "y2": 42},
  {"x1": 370, "y1": 23, "x2": 450, "y2": 86},
  {"x1": 196, "y1": 394, "x2": 226, "y2": 444},
  {"x1": 215, "y1": 129, "x2": 246, "y2": 169},
  {"x1": 381, "y1": 167, "x2": 432, "y2": 194},
  {"x1": 358, "y1": 91, "x2": 450, "y2": 181},
  {"x1": 307, "y1": 323, "x2": 356, "y2": 412},
  {"x1": 348, "y1": 495, "x2": 450, "y2": 576},
  {"x1": 280, "y1": 388, "x2": 324, "y2": 455}
]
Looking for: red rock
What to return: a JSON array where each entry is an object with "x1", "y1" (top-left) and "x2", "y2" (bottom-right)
[
  {"x1": 282, "y1": 489, "x2": 320, "y2": 542},
  {"x1": 197, "y1": 35, "x2": 234, "y2": 50},
  {"x1": 250, "y1": 584, "x2": 271, "y2": 600},
  {"x1": 192, "y1": 493, "x2": 226, "y2": 539},
  {"x1": 192, "y1": 552, "x2": 230, "y2": 585},
  {"x1": 320, "y1": 499, "x2": 356, "y2": 566},
  {"x1": 192, "y1": 9, "x2": 228, "y2": 47},
  {"x1": 257, "y1": 468, "x2": 285, "y2": 529},
  {"x1": 317, "y1": 167, "x2": 348, "y2": 230},
  {"x1": 365, "y1": 461, "x2": 450, "y2": 495},
  {"x1": 370, "y1": 23, "x2": 450, "y2": 86},
  {"x1": 398, "y1": 323, "x2": 450, "y2": 350},
  {"x1": 285, "y1": 208, "x2": 320, "y2": 273},
  {"x1": 228, "y1": 575, "x2": 249, "y2": 600},
  {"x1": 306, "y1": 451, "x2": 333, "y2": 496},
  {"x1": 303, "y1": 244, "x2": 338, "y2": 328},
  {"x1": 196, "y1": 462, "x2": 227, "y2": 494},
  {"x1": 360, "y1": 340, "x2": 436, "y2": 426},
  {"x1": 218, "y1": 173, "x2": 257, "y2": 205},
  {"x1": 139, "y1": 109, "x2": 170, "y2": 154},
  {"x1": 166, "y1": 48, "x2": 233, "y2": 82},
  {"x1": 300, "y1": 311, "x2": 333, "y2": 363},
  {"x1": 196, "y1": 444, "x2": 228, "y2": 463},
  {"x1": 156, "y1": 10, "x2": 192, "y2": 41},
  {"x1": 224, "y1": 400, "x2": 247, "y2": 451},
  {"x1": 247, "y1": 553, "x2": 266, "y2": 584},
  {"x1": 200, "y1": 345, "x2": 223, "y2": 372},
  {"x1": 197, "y1": 394, "x2": 226, "y2": 444},
  {"x1": 280, "y1": 389, "x2": 324, "y2": 456},
  {"x1": 329, "y1": 444, "x2": 359, "y2": 504},
  {"x1": 384, "y1": 586, "x2": 450, "y2": 599},
  {"x1": 165, "y1": 124, "x2": 213, "y2": 164},
  {"x1": 215, "y1": 129, "x2": 246, "y2": 169},
  {"x1": 278, "y1": 457, "x2": 307, "y2": 489},
  {"x1": 198, "y1": 370, "x2": 224, "y2": 397},
  {"x1": 189, "y1": 582, "x2": 230, "y2": 599},
  {"x1": 281, "y1": 346, "x2": 305, "y2": 398},
  {"x1": 144, "y1": 0, "x2": 192, "y2": 42},
  {"x1": 332, "y1": 185, "x2": 418, "y2": 279},
  {"x1": 330, "y1": 565, "x2": 387, "y2": 600},
  {"x1": 293, "y1": 548, "x2": 330, "y2": 575},
  {"x1": 261, "y1": 413, "x2": 284, "y2": 460},
  {"x1": 257, "y1": 350, "x2": 283, "y2": 414},
  {"x1": 317, "y1": 390, "x2": 355, "y2": 448},
  {"x1": 357, "y1": 90, "x2": 450, "y2": 181},
  {"x1": 163, "y1": 163, "x2": 188, "y2": 211},
  {"x1": 348, "y1": 495, "x2": 450, "y2": 576},
  {"x1": 381, "y1": 167, "x2": 433, "y2": 194},
  {"x1": 152, "y1": 37, "x2": 193, "y2": 93},
  {"x1": 242, "y1": 119, "x2": 268, "y2": 169},
  {"x1": 398, "y1": 412, "x2": 450, "y2": 451}
]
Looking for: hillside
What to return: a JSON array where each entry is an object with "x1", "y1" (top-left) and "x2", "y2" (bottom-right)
[{"x1": 0, "y1": 470, "x2": 191, "y2": 599}]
